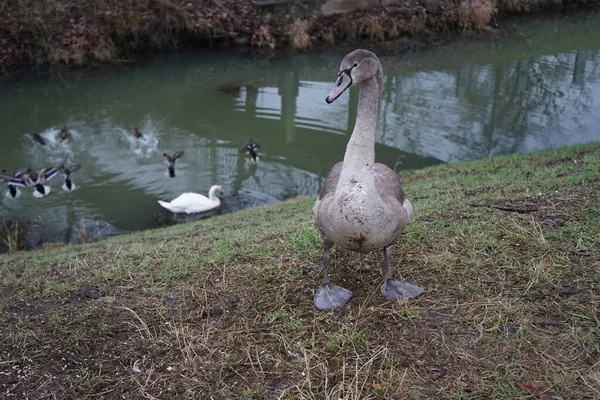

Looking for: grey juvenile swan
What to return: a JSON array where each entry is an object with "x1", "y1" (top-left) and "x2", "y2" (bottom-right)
[{"x1": 312, "y1": 49, "x2": 425, "y2": 310}]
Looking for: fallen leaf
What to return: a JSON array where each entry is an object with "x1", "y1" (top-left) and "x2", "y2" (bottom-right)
[
  {"x1": 373, "y1": 383, "x2": 382, "y2": 390},
  {"x1": 516, "y1": 382, "x2": 544, "y2": 397}
]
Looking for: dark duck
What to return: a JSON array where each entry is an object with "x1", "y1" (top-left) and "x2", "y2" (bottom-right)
[
  {"x1": 242, "y1": 139, "x2": 260, "y2": 163},
  {"x1": 59, "y1": 124, "x2": 69, "y2": 141},
  {"x1": 0, "y1": 164, "x2": 61, "y2": 198},
  {"x1": 1, "y1": 168, "x2": 29, "y2": 198},
  {"x1": 60, "y1": 164, "x2": 81, "y2": 191},
  {"x1": 163, "y1": 151, "x2": 184, "y2": 178}
]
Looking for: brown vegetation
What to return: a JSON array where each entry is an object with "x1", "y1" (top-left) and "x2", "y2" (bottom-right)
[
  {"x1": 458, "y1": 0, "x2": 497, "y2": 31},
  {"x1": 0, "y1": 217, "x2": 23, "y2": 253},
  {"x1": 288, "y1": 19, "x2": 312, "y2": 50},
  {"x1": 0, "y1": 0, "x2": 598, "y2": 71}
]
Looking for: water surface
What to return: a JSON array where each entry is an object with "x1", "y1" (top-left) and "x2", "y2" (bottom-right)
[{"x1": 1, "y1": 8, "x2": 599, "y2": 247}]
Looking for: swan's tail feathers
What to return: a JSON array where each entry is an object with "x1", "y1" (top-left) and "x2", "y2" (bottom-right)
[
  {"x1": 403, "y1": 198, "x2": 413, "y2": 221},
  {"x1": 158, "y1": 200, "x2": 174, "y2": 212}
]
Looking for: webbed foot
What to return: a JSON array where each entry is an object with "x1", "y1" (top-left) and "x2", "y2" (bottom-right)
[
  {"x1": 314, "y1": 283, "x2": 352, "y2": 310},
  {"x1": 381, "y1": 279, "x2": 425, "y2": 300}
]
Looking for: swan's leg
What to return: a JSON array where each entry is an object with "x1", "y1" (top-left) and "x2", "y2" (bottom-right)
[
  {"x1": 314, "y1": 236, "x2": 352, "y2": 310},
  {"x1": 380, "y1": 246, "x2": 425, "y2": 300}
]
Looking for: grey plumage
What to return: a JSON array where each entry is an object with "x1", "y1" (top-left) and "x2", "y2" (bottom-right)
[{"x1": 312, "y1": 49, "x2": 423, "y2": 310}]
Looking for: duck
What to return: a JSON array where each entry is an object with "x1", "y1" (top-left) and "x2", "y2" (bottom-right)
[
  {"x1": 1, "y1": 164, "x2": 62, "y2": 198},
  {"x1": 134, "y1": 127, "x2": 143, "y2": 138},
  {"x1": 311, "y1": 49, "x2": 424, "y2": 310},
  {"x1": 0, "y1": 168, "x2": 29, "y2": 198},
  {"x1": 60, "y1": 164, "x2": 81, "y2": 191},
  {"x1": 33, "y1": 133, "x2": 47, "y2": 145},
  {"x1": 163, "y1": 151, "x2": 184, "y2": 178},
  {"x1": 158, "y1": 185, "x2": 223, "y2": 214},
  {"x1": 59, "y1": 124, "x2": 69, "y2": 141},
  {"x1": 242, "y1": 139, "x2": 260, "y2": 163}
]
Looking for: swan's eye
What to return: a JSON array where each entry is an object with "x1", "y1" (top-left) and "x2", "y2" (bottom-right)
[{"x1": 353, "y1": 63, "x2": 358, "y2": 68}]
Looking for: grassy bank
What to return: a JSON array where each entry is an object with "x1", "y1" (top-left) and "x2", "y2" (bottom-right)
[
  {"x1": 1, "y1": 143, "x2": 599, "y2": 398},
  {"x1": 1, "y1": 0, "x2": 599, "y2": 72}
]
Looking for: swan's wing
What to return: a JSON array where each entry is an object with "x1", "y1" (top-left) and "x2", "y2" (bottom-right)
[
  {"x1": 317, "y1": 162, "x2": 343, "y2": 201},
  {"x1": 313, "y1": 162, "x2": 343, "y2": 222},
  {"x1": 169, "y1": 192, "x2": 211, "y2": 207},
  {"x1": 373, "y1": 163, "x2": 406, "y2": 205}
]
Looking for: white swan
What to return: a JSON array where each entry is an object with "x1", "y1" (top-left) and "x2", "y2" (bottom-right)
[{"x1": 158, "y1": 185, "x2": 223, "y2": 214}]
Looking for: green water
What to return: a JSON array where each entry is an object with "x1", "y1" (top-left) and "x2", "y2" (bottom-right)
[{"x1": 1, "y1": 8, "x2": 599, "y2": 247}]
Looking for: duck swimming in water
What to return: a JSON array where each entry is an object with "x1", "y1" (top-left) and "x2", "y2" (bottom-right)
[
  {"x1": 311, "y1": 49, "x2": 424, "y2": 310},
  {"x1": 60, "y1": 164, "x2": 81, "y2": 191},
  {"x1": 33, "y1": 133, "x2": 47, "y2": 145},
  {"x1": 0, "y1": 168, "x2": 29, "y2": 198},
  {"x1": 163, "y1": 151, "x2": 184, "y2": 178},
  {"x1": 1, "y1": 165, "x2": 61, "y2": 198},
  {"x1": 242, "y1": 139, "x2": 260, "y2": 163},
  {"x1": 59, "y1": 124, "x2": 69, "y2": 141}
]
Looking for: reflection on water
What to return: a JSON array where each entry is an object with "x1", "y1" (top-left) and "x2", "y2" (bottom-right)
[{"x1": 0, "y1": 9, "x2": 599, "y2": 247}]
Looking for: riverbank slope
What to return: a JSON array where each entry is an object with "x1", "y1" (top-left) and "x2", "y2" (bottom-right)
[
  {"x1": 1, "y1": 142, "x2": 599, "y2": 398},
  {"x1": 1, "y1": 0, "x2": 600, "y2": 73}
]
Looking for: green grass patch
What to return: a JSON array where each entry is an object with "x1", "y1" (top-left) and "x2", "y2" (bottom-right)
[{"x1": 1, "y1": 143, "x2": 599, "y2": 398}]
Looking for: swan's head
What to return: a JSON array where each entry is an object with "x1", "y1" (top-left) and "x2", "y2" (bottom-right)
[
  {"x1": 326, "y1": 49, "x2": 381, "y2": 104},
  {"x1": 209, "y1": 185, "x2": 224, "y2": 197}
]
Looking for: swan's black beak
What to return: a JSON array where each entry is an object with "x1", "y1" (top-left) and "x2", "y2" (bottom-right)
[{"x1": 326, "y1": 69, "x2": 353, "y2": 104}]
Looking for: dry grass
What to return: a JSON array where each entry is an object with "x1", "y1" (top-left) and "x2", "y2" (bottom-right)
[
  {"x1": 288, "y1": 19, "x2": 312, "y2": 51},
  {"x1": 458, "y1": 0, "x2": 497, "y2": 31},
  {"x1": 0, "y1": 0, "x2": 246, "y2": 68},
  {"x1": 252, "y1": 24, "x2": 276, "y2": 50},
  {"x1": 360, "y1": 16, "x2": 386, "y2": 41},
  {"x1": 2, "y1": 0, "x2": 598, "y2": 70},
  {"x1": 1, "y1": 143, "x2": 599, "y2": 398},
  {"x1": 0, "y1": 217, "x2": 23, "y2": 253}
]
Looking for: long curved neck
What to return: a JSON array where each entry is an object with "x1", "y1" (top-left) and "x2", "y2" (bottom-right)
[{"x1": 338, "y1": 75, "x2": 381, "y2": 184}]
